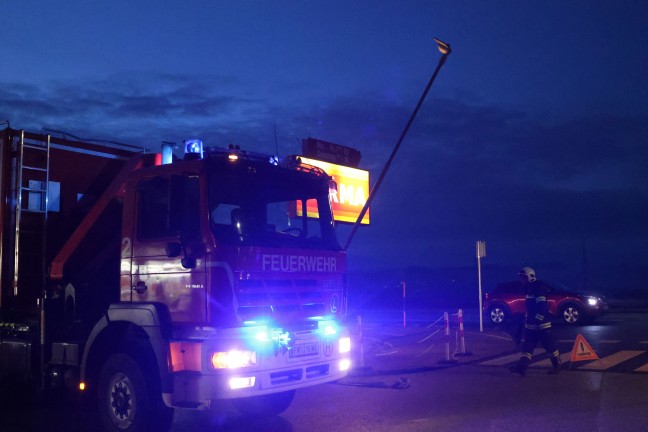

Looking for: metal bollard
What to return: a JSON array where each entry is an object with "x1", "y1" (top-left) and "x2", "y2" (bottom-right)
[
  {"x1": 458, "y1": 309, "x2": 466, "y2": 354},
  {"x1": 438, "y1": 312, "x2": 457, "y2": 364},
  {"x1": 357, "y1": 315, "x2": 365, "y2": 368},
  {"x1": 402, "y1": 281, "x2": 407, "y2": 328},
  {"x1": 445, "y1": 312, "x2": 451, "y2": 360},
  {"x1": 455, "y1": 309, "x2": 472, "y2": 357}
]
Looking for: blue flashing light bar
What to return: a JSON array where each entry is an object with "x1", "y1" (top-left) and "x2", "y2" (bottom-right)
[{"x1": 184, "y1": 139, "x2": 203, "y2": 159}]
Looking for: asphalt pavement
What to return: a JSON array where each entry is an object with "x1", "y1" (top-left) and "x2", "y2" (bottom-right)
[{"x1": 345, "y1": 307, "x2": 516, "y2": 382}]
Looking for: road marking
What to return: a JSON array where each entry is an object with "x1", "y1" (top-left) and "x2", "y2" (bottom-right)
[
  {"x1": 480, "y1": 348, "x2": 648, "y2": 373},
  {"x1": 531, "y1": 352, "x2": 571, "y2": 368},
  {"x1": 557, "y1": 339, "x2": 620, "y2": 344},
  {"x1": 480, "y1": 349, "x2": 542, "y2": 366},
  {"x1": 578, "y1": 350, "x2": 645, "y2": 370}
]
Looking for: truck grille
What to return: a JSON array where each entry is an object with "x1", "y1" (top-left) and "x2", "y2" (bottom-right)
[{"x1": 236, "y1": 278, "x2": 328, "y2": 321}]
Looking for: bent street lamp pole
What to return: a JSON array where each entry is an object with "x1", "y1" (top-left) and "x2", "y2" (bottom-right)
[{"x1": 344, "y1": 38, "x2": 452, "y2": 251}]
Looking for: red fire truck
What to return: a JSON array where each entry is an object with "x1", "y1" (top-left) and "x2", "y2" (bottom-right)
[{"x1": 0, "y1": 127, "x2": 351, "y2": 431}]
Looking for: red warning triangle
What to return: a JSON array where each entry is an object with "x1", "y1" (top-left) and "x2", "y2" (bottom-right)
[{"x1": 570, "y1": 333, "x2": 599, "y2": 362}]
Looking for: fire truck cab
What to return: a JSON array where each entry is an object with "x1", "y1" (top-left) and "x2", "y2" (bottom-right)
[{"x1": 0, "y1": 129, "x2": 351, "y2": 432}]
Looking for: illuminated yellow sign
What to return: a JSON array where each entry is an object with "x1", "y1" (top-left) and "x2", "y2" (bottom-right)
[{"x1": 298, "y1": 157, "x2": 370, "y2": 224}]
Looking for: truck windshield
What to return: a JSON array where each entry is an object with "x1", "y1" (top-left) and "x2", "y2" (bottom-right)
[{"x1": 207, "y1": 159, "x2": 341, "y2": 250}]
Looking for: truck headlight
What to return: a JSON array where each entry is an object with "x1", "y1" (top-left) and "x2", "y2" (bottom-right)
[
  {"x1": 339, "y1": 358, "x2": 351, "y2": 372},
  {"x1": 339, "y1": 337, "x2": 351, "y2": 354},
  {"x1": 229, "y1": 376, "x2": 256, "y2": 390},
  {"x1": 211, "y1": 350, "x2": 257, "y2": 369}
]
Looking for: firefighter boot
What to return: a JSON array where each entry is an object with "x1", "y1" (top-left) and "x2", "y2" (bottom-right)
[
  {"x1": 509, "y1": 357, "x2": 529, "y2": 376},
  {"x1": 548, "y1": 355, "x2": 562, "y2": 375}
]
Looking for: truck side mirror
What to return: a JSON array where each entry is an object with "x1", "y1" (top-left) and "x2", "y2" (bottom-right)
[
  {"x1": 180, "y1": 242, "x2": 204, "y2": 269},
  {"x1": 165, "y1": 242, "x2": 182, "y2": 258},
  {"x1": 181, "y1": 256, "x2": 197, "y2": 269}
]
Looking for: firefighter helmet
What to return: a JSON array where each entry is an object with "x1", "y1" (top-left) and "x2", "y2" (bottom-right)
[{"x1": 519, "y1": 267, "x2": 536, "y2": 283}]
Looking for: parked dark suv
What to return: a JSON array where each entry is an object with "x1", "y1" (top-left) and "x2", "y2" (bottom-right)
[{"x1": 483, "y1": 281, "x2": 608, "y2": 325}]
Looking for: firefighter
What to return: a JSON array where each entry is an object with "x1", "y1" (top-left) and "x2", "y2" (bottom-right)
[{"x1": 510, "y1": 267, "x2": 561, "y2": 376}]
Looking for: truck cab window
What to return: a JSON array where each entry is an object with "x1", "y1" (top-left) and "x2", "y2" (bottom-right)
[
  {"x1": 137, "y1": 177, "x2": 171, "y2": 240},
  {"x1": 207, "y1": 160, "x2": 340, "y2": 250},
  {"x1": 137, "y1": 175, "x2": 200, "y2": 241}
]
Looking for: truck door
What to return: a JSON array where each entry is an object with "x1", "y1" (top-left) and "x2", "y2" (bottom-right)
[{"x1": 126, "y1": 174, "x2": 207, "y2": 323}]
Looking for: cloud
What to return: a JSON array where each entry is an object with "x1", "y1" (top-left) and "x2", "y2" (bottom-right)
[
  {"x1": 2, "y1": 71, "x2": 646, "y2": 271},
  {"x1": 371, "y1": 107, "x2": 648, "y2": 243}
]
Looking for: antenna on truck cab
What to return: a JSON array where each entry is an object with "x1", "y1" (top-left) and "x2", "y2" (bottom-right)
[{"x1": 344, "y1": 38, "x2": 452, "y2": 251}]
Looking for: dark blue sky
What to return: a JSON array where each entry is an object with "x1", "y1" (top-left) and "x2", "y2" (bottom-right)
[{"x1": 2, "y1": 1, "x2": 647, "y2": 291}]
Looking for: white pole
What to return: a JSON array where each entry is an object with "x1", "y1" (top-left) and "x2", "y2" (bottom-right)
[
  {"x1": 458, "y1": 309, "x2": 466, "y2": 354},
  {"x1": 476, "y1": 241, "x2": 486, "y2": 333},
  {"x1": 478, "y1": 255, "x2": 483, "y2": 332},
  {"x1": 357, "y1": 315, "x2": 365, "y2": 368},
  {"x1": 444, "y1": 312, "x2": 451, "y2": 361}
]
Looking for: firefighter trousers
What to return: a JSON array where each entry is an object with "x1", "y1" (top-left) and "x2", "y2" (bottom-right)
[
  {"x1": 521, "y1": 327, "x2": 559, "y2": 360},
  {"x1": 511, "y1": 328, "x2": 561, "y2": 375}
]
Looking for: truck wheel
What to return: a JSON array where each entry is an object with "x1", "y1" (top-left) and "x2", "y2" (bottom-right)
[
  {"x1": 97, "y1": 353, "x2": 173, "y2": 432},
  {"x1": 231, "y1": 390, "x2": 295, "y2": 417}
]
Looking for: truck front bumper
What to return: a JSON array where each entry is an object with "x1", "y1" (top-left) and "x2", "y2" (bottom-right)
[{"x1": 165, "y1": 323, "x2": 351, "y2": 408}]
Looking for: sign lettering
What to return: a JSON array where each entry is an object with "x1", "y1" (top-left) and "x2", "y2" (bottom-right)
[
  {"x1": 262, "y1": 254, "x2": 337, "y2": 272},
  {"x1": 298, "y1": 157, "x2": 370, "y2": 224}
]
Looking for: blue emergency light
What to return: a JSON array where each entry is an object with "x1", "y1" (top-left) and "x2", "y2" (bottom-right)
[{"x1": 184, "y1": 139, "x2": 203, "y2": 159}]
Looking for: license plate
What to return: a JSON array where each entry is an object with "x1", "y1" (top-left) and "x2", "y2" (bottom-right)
[{"x1": 289, "y1": 342, "x2": 319, "y2": 358}]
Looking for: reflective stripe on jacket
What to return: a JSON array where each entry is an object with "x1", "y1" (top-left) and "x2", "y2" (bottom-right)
[{"x1": 524, "y1": 281, "x2": 552, "y2": 330}]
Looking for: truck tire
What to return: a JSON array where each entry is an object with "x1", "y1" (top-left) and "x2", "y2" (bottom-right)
[
  {"x1": 231, "y1": 390, "x2": 295, "y2": 417},
  {"x1": 97, "y1": 353, "x2": 173, "y2": 432}
]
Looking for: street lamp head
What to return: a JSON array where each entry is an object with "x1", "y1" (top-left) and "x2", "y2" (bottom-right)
[{"x1": 434, "y1": 38, "x2": 451, "y2": 56}]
